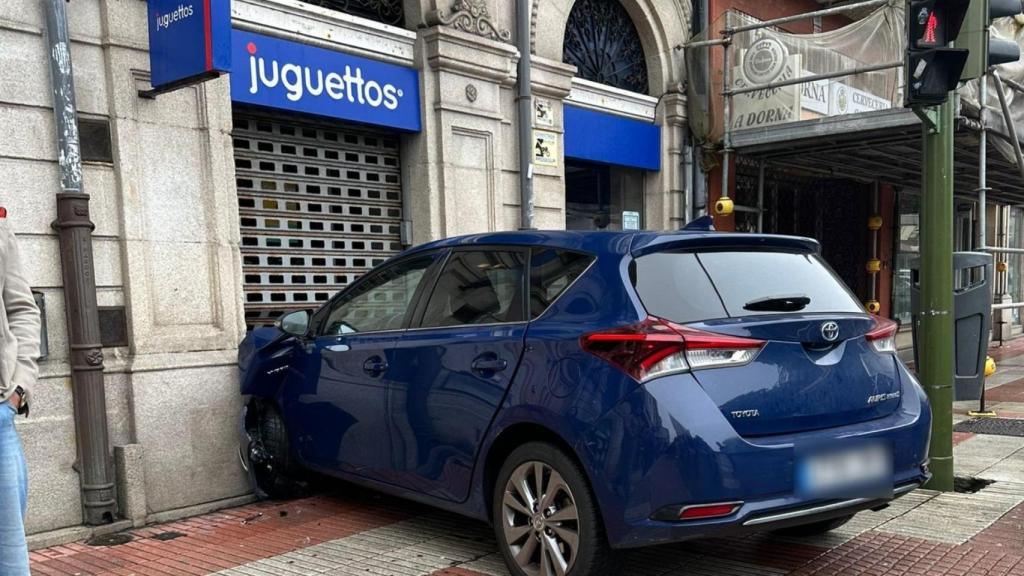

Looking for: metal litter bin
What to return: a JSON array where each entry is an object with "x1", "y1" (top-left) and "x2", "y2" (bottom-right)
[{"x1": 910, "y1": 252, "x2": 993, "y2": 401}]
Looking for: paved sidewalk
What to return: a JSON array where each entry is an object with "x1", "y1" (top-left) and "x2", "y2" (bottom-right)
[
  {"x1": 29, "y1": 347, "x2": 1024, "y2": 576},
  {"x1": 29, "y1": 425, "x2": 1024, "y2": 576}
]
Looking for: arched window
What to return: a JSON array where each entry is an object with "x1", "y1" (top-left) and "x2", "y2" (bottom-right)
[
  {"x1": 563, "y1": 0, "x2": 649, "y2": 94},
  {"x1": 303, "y1": 0, "x2": 404, "y2": 27}
]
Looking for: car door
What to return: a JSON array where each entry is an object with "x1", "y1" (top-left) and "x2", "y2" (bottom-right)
[
  {"x1": 282, "y1": 252, "x2": 442, "y2": 479},
  {"x1": 386, "y1": 248, "x2": 529, "y2": 501}
]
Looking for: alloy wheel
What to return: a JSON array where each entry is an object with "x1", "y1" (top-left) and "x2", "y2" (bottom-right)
[{"x1": 501, "y1": 461, "x2": 580, "y2": 576}]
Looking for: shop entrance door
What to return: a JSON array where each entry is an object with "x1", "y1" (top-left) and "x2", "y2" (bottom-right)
[{"x1": 565, "y1": 160, "x2": 645, "y2": 231}]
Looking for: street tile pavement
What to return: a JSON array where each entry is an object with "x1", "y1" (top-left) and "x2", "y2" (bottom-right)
[
  {"x1": 29, "y1": 349, "x2": 1024, "y2": 575},
  {"x1": 28, "y1": 455, "x2": 1024, "y2": 576}
]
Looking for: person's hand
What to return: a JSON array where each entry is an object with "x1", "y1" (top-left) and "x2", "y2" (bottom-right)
[{"x1": 8, "y1": 392, "x2": 20, "y2": 413}]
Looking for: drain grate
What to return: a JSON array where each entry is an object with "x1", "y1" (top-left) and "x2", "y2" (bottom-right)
[
  {"x1": 86, "y1": 533, "x2": 133, "y2": 547},
  {"x1": 953, "y1": 417, "x2": 1024, "y2": 437},
  {"x1": 954, "y1": 476, "x2": 995, "y2": 494},
  {"x1": 151, "y1": 531, "x2": 186, "y2": 541}
]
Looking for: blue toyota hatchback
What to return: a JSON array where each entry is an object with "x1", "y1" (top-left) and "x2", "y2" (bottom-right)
[{"x1": 237, "y1": 229, "x2": 931, "y2": 576}]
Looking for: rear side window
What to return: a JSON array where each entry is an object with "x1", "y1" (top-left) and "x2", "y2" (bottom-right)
[
  {"x1": 420, "y1": 250, "x2": 527, "y2": 327},
  {"x1": 634, "y1": 250, "x2": 863, "y2": 323},
  {"x1": 529, "y1": 248, "x2": 594, "y2": 318}
]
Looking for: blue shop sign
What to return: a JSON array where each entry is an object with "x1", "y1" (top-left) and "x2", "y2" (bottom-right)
[
  {"x1": 564, "y1": 105, "x2": 660, "y2": 171},
  {"x1": 231, "y1": 30, "x2": 422, "y2": 132},
  {"x1": 147, "y1": 0, "x2": 232, "y2": 92}
]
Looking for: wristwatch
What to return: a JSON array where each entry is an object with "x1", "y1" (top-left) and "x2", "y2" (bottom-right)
[{"x1": 12, "y1": 386, "x2": 28, "y2": 416}]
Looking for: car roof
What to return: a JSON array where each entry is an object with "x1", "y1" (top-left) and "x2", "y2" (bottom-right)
[{"x1": 402, "y1": 230, "x2": 820, "y2": 257}]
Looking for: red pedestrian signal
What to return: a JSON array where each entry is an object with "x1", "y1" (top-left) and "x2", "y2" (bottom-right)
[
  {"x1": 924, "y1": 12, "x2": 940, "y2": 44},
  {"x1": 905, "y1": 0, "x2": 971, "y2": 106}
]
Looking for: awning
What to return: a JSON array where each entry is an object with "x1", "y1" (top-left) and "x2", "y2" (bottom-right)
[{"x1": 731, "y1": 108, "x2": 1024, "y2": 205}]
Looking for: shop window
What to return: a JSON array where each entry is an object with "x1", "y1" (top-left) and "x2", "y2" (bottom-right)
[
  {"x1": 1009, "y1": 208, "x2": 1024, "y2": 328},
  {"x1": 563, "y1": 0, "x2": 649, "y2": 94}
]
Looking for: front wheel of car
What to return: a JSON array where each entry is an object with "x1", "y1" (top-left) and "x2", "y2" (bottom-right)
[
  {"x1": 247, "y1": 401, "x2": 306, "y2": 500},
  {"x1": 493, "y1": 442, "x2": 621, "y2": 576}
]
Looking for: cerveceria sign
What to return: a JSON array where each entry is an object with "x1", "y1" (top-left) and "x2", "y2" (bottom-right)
[
  {"x1": 146, "y1": 0, "x2": 231, "y2": 92},
  {"x1": 230, "y1": 30, "x2": 422, "y2": 132},
  {"x1": 732, "y1": 36, "x2": 800, "y2": 130}
]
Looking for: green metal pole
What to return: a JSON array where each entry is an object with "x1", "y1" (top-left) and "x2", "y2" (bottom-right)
[{"x1": 918, "y1": 98, "x2": 956, "y2": 492}]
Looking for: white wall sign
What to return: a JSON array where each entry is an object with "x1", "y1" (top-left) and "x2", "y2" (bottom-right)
[
  {"x1": 533, "y1": 130, "x2": 558, "y2": 167},
  {"x1": 622, "y1": 211, "x2": 641, "y2": 230},
  {"x1": 535, "y1": 98, "x2": 554, "y2": 127},
  {"x1": 731, "y1": 35, "x2": 802, "y2": 130},
  {"x1": 829, "y1": 83, "x2": 891, "y2": 115},
  {"x1": 800, "y1": 70, "x2": 829, "y2": 117}
]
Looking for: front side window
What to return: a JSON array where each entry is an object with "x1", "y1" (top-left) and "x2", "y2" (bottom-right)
[
  {"x1": 321, "y1": 255, "x2": 435, "y2": 335},
  {"x1": 420, "y1": 250, "x2": 527, "y2": 328}
]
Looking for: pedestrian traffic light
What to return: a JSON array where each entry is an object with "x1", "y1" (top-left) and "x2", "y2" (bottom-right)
[
  {"x1": 957, "y1": 0, "x2": 1024, "y2": 81},
  {"x1": 905, "y1": 0, "x2": 971, "y2": 106}
]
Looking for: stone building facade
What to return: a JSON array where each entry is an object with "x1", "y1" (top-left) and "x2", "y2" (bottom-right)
[{"x1": 0, "y1": 0, "x2": 693, "y2": 539}]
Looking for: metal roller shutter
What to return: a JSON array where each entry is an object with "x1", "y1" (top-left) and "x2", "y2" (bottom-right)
[{"x1": 232, "y1": 112, "x2": 404, "y2": 328}]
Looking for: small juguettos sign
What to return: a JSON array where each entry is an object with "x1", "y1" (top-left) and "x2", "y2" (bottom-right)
[{"x1": 146, "y1": 0, "x2": 232, "y2": 93}]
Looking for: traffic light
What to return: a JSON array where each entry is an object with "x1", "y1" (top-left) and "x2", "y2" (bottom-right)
[
  {"x1": 957, "y1": 0, "x2": 1024, "y2": 80},
  {"x1": 905, "y1": 0, "x2": 971, "y2": 106}
]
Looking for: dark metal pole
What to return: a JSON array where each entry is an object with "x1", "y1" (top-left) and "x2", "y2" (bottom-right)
[
  {"x1": 43, "y1": 0, "x2": 117, "y2": 525},
  {"x1": 516, "y1": 0, "x2": 534, "y2": 230},
  {"x1": 919, "y1": 99, "x2": 956, "y2": 492}
]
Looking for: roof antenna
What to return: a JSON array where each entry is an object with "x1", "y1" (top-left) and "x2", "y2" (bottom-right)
[{"x1": 682, "y1": 215, "x2": 716, "y2": 232}]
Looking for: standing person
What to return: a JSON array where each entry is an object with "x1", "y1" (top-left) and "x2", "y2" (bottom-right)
[{"x1": 0, "y1": 208, "x2": 41, "y2": 575}]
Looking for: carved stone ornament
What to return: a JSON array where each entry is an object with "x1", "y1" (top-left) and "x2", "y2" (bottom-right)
[
  {"x1": 433, "y1": 0, "x2": 511, "y2": 42},
  {"x1": 466, "y1": 84, "x2": 478, "y2": 102},
  {"x1": 85, "y1": 349, "x2": 104, "y2": 366}
]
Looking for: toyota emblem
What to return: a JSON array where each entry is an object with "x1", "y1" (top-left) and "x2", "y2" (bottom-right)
[{"x1": 821, "y1": 321, "x2": 840, "y2": 342}]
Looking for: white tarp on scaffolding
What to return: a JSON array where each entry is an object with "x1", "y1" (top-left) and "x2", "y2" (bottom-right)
[
  {"x1": 686, "y1": 1, "x2": 1024, "y2": 167},
  {"x1": 686, "y1": 4, "x2": 904, "y2": 142},
  {"x1": 960, "y1": 16, "x2": 1024, "y2": 166}
]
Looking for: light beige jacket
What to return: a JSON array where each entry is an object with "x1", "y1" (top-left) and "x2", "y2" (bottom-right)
[{"x1": 0, "y1": 218, "x2": 40, "y2": 405}]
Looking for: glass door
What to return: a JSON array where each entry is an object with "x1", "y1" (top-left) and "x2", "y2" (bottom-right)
[{"x1": 565, "y1": 160, "x2": 645, "y2": 230}]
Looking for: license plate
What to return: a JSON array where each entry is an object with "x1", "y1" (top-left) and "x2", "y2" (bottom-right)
[{"x1": 796, "y1": 442, "x2": 893, "y2": 499}]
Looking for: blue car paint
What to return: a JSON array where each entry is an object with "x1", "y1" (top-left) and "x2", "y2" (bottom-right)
[
  {"x1": 386, "y1": 322, "x2": 528, "y2": 501},
  {"x1": 687, "y1": 315, "x2": 901, "y2": 437},
  {"x1": 237, "y1": 229, "x2": 932, "y2": 549}
]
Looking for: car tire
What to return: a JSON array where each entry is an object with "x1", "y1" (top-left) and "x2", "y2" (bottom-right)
[
  {"x1": 492, "y1": 442, "x2": 621, "y2": 576},
  {"x1": 776, "y1": 513, "x2": 854, "y2": 537},
  {"x1": 248, "y1": 401, "x2": 306, "y2": 500}
]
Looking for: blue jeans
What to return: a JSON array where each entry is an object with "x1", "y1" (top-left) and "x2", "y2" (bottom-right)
[{"x1": 0, "y1": 402, "x2": 28, "y2": 575}]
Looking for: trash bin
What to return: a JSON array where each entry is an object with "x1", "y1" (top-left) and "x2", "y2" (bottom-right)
[{"x1": 910, "y1": 252, "x2": 994, "y2": 401}]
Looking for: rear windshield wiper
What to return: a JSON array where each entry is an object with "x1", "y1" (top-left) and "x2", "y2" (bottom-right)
[{"x1": 743, "y1": 294, "x2": 811, "y2": 312}]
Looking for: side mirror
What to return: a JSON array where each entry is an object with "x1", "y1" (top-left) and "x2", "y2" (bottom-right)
[{"x1": 275, "y1": 310, "x2": 311, "y2": 337}]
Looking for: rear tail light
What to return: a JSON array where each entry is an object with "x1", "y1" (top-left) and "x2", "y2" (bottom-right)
[
  {"x1": 678, "y1": 502, "x2": 743, "y2": 520},
  {"x1": 866, "y1": 317, "x2": 898, "y2": 354},
  {"x1": 580, "y1": 317, "x2": 764, "y2": 382}
]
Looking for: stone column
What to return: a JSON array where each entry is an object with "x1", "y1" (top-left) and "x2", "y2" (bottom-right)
[
  {"x1": 524, "y1": 57, "x2": 575, "y2": 230},
  {"x1": 406, "y1": 22, "x2": 518, "y2": 243},
  {"x1": 647, "y1": 90, "x2": 688, "y2": 231}
]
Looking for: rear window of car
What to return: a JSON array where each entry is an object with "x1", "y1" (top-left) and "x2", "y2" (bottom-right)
[{"x1": 634, "y1": 249, "x2": 863, "y2": 323}]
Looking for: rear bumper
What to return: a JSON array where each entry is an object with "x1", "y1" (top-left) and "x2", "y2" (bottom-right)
[
  {"x1": 740, "y1": 480, "x2": 922, "y2": 529},
  {"x1": 581, "y1": 364, "x2": 932, "y2": 548}
]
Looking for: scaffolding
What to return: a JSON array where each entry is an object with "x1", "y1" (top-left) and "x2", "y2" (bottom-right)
[{"x1": 682, "y1": 0, "x2": 1024, "y2": 329}]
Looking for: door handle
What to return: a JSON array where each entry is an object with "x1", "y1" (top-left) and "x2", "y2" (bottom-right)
[
  {"x1": 471, "y1": 356, "x2": 508, "y2": 374},
  {"x1": 325, "y1": 343, "x2": 350, "y2": 352},
  {"x1": 362, "y1": 356, "x2": 389, "y2": 377}
]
